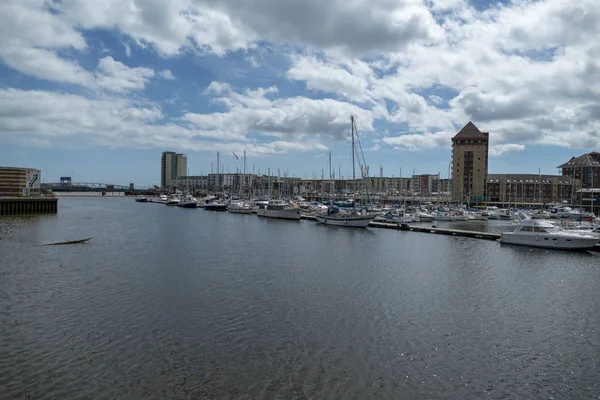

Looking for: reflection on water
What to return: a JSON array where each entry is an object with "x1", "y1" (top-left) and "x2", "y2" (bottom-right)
[{"x1": 1, "y1": 198, "x2": 599, "y2": 399}]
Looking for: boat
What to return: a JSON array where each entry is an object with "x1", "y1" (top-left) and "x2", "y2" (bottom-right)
[
  {"x1": 500, "y1": 213, "x2": 599, "y2": 250},
  {"x1": 204, "y1": 199, "x2": 228, "y2": 211},
  {"x1": 176, "y1": 194, "x2": 198, "y2": 208},
  {"x1": 416, "y1": 210, "x2": 435, "y2": 222},
  {"x1": 158, "y1": 194, "x2": 168, "y2": 203},
  {"x1": 316, "y1": 206, "x2": 373, "y2": 227},
  {"x1": 227, "y1": 200, "x2": 254, "y2": 214},
  {"x1": 257, "y1": 200, "x2": 301, "y2": 220},
  {"x1": 134, "y1": 197, "x2": 148, "y2": 203},
  {"x1": 165, "y1": 194, "x2": 181, "y2": 206},
  {"x1": 316, "y1": 116, "x2": 376, "y2": 228}
]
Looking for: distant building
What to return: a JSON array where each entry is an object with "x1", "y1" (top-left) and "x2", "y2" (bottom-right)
[
  {"x1": 486, "y1": 174, "x2": 581, "y2": 204},
  {"x1": 557, "y1": 152, "x2": 600, "y2": 188},
  {"x1": 411, "y1": 174, "x2": 440, "y2": 197},
  {"x1": 0, "y1": 167, "x2": 41, "y2": 197},
  {"x1": 161, "y1": 151, "x2": 187, "y2": 188},
  {"x1": 452, "y1": 122, "x2": 489, "y2": 202}
]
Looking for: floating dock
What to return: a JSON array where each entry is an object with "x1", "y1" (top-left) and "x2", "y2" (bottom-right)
[{"x1": 0, "y1": 197, "x2": 58, "y2": 215}]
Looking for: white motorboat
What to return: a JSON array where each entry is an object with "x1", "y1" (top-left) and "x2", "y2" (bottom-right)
[
  {"x1": 316, "y1": 206, "x2": 375, "y2": 228},
  {"x1": 500, "y1": 213, "x2": 599, "y2": 250},
  {"x1": 165, "y1": 194, "x2": 181, "y2": 206},
  {"x1": 416, "y1": 211, "x2": 435, "y2": 222},
  {"x1": 257, "y1": 200, "x2": 301, "y2": 220},
  {"x1": 227, "y1": 200, "x2": 254, "y2": 214},
  {"x1": 176, "y1": 194, "x2": 198, "y2": 208}
]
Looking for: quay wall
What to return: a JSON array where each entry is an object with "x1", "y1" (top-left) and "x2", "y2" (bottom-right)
[{"x1": 0, "y1": 198, "x2": 58, "y2": 216}]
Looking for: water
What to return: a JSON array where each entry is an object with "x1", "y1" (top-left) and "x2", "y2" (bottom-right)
[{"x1": 1, "y1": 198, "x2": 599, "y2": 399}]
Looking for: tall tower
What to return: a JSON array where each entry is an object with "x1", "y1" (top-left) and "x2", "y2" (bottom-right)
[
  {"x1": 176, "y1": 153, "x2": 187, "y2": 179},
  {"x1": 451, "y1": 122, "x2": 489, "y2": 202},
  {"x1": 161, "y1": 152, "x2": 188, "y2": 188}
]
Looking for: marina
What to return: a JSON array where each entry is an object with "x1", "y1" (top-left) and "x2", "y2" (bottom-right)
[{"x1": 2, "y1": 196, "x2": 599, "y2": 399}]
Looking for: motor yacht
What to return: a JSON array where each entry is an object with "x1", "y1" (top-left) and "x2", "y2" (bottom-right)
[{"x1": 500, "y1": 213, "x2": 599, "y2": 250}]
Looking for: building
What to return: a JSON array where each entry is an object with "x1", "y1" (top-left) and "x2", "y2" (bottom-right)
[
  {"x1": 161, "y1": 151, "x2": 187, "y2": 188},
  {"x1": 411, "y1": 174, "x2": 440, "y2": 197},
  {"x1": 451, "y1": 122, "x2": 489, "y2": 202},
  {"x1": 486, "y1": 174, "x2": 581, "y2": 204},
  {"x1": 557, "y1": 152, "x2": 600, "y2": 188},
  {"x1": 0, "y1": 167, "x2": 41, "y2": 197}
]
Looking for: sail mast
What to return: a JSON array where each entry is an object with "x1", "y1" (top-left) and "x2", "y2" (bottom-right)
[{"x1": 351, "y1": 115, "x2": 356, "y2": 194}]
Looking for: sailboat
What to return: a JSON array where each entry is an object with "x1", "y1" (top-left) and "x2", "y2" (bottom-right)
[{"x1": 315, "y1": 116, "x2": 376, "y2": 228}]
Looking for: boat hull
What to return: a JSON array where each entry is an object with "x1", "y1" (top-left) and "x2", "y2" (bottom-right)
[
  {"x1": 165, "y1": 201, "x2": 180, "y2": 206},
  {"x1": 257, "y1": 208, "x2": 301, "y2": 220},
  {"x1": 500, "y1": 233, "x2": 599, "y2": 250},
  {"x1": 204, "y1": 204, "x2": 227, "y2": 211},
  {"x1": 176, "y1": 202, "x2": 198, "y2": 208},
  {"x1": 315, "y1": 214, "x2": 373, "y2": 228},
  {"x1": 228, "y1": 208, "x2": 254, "y2": 214}
]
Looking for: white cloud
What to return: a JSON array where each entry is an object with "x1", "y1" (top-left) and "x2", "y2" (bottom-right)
[
  {"x1": 187, "y1": 81, "x2": 374, "y2": 142},
  {"x1": 95, "y1": 56, "x2": 155, "y2": 93},
  {"x1": 489, "y1": 143, "x2": 526, "y2": 157},
  {"x1": 160, "y1": 69, "x2": 175, "y2": 80}
]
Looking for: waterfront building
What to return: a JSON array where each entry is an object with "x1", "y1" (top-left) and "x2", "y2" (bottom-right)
[
  {"x1": 451, "y1": 122, "x2": 489, "y2": 202},
  {"x1": 486, "y1": 174, "x2": 581, "y2": 204},
  {"x1": 161, "y1": 151, "x2": 187, "y2": 188},
  {"x1": 557, "y1": 152, "x2": 600, "y2": 188},
  {"x1": 0, "y1": 166, "x2": 41, "y2": 197}
]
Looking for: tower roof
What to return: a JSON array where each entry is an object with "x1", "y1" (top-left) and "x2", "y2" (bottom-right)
[{"x1": 452, "y1": 121, "x2": 488, "y2": 140}]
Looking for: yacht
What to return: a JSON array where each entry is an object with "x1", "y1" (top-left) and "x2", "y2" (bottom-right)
[
  {"x1": 257, "y1": 200, "x2": 301, "y2": 220},
  {"x1": 227, "y1": 200, "x2": 254, "y2": 214},
  {"x1": 134, "y1": 196, "x2": 148, "y2": 203},
  {"x1": 500, "y1": 213, "x2": 599, "y2": 250},
  {"x1": 158, "y1": 194, "x2": 168, "y2": 203},
  {"x1": 316, "y1": 206, "x2": 374, "y2": 227},
  {"x1": 176, "y1": 194, "x2": 198, "y2": 208},
  {"x1": 204, "y1": 199, "x2": 228, "y2": 211},
  {"x1": 165, "y1": 194, "x2": 181, "y2": 206}
]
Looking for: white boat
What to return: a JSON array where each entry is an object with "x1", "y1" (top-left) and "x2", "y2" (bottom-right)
[
  {"x1": 227, "y1": 200, "x2": 254, "y2": 214},
  {"x1": 257, "y1": 200, "x2": 301, "y2": 220},
  {"x1": 500, "y1": 213, "x2": 599, "y2": 250},
  {"x1": 176, "y1": 194, "x2": 198, "y2": 208},
  {"x1": 316, "y1": 207, "x2": 374, "y2": 227},
  {"x1": 158, "y1": 194, "x2": 168, "y2": 203},
  {"x1": 416, "y1": 210, "x2": 435, "y2": 222},
  {"x1": 315, "y1": 116, "x2": 376, "y2": 228},
  {"x1": 165, "y1": 194, "x2": 180, "y2": 206}
]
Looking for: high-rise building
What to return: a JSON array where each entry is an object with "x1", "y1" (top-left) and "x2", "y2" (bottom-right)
[
  {"x1": 161, "y1": 151, "x2": 187, "y2": 188},
  {"x1": 176, "y1": 154, "x2": 187, "y2": 179},
  {"x1": 451, "y1": 122, "x2": 489, "y2": 202}
]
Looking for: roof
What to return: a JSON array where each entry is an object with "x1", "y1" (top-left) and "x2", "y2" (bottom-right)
[
  {"x1": 557, "y1": 152, "x2": 600, "y2": 169},
  {"x1": 452, "y1": 121, "x2": 489, "y2": 140},
  {"x1": 487, "y1": 174, "x2": 579, "y2": 184}
]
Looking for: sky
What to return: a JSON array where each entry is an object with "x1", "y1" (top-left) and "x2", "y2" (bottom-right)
[{"x1": 1, "y1": 0, "x2": 599, "y2": 187}]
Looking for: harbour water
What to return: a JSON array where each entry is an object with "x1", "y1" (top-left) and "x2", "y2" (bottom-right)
[{"x1": 1, "y1": 198, "x2": 599, "y2": 399}]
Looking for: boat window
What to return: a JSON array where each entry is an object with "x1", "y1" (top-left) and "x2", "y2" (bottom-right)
[
  {"x1": 535, "y1": 227, "x2": 548, "y2": 233},
  {"x1": 520, "y1": 226, "x2": 534, "y2": 232}
]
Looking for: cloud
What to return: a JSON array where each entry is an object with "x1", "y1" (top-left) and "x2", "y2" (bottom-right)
[
  {"x1": 187, "y1": 81, "x2": 374, "y2": 141},
  {"x1": 489, "y1": 143, "x2": 526, "y2": 157},
  {"x1": 381, "y1": 130, "x2": 455, "y2": 151}
]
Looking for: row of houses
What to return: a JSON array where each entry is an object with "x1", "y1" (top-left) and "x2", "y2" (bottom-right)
[{"x1": 172, "y1": 173, "x2": 450, "y2": 197}]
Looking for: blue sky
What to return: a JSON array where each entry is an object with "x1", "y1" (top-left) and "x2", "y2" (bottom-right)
[{"x1": 0, "y1": 0, "x2": 598, "y2": 187}]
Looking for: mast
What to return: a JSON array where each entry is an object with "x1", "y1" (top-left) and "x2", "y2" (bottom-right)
[
  {"x1": 329, "y1": 150, "x2": 332, "y2": 196},
  {"x1": 351, "y1": 115, "x2": 356, "y2": 191}
]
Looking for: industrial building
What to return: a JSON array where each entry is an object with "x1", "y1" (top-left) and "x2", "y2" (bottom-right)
[{"x1": 0, "y1": 166, "x2": 41, "y2": 197}]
